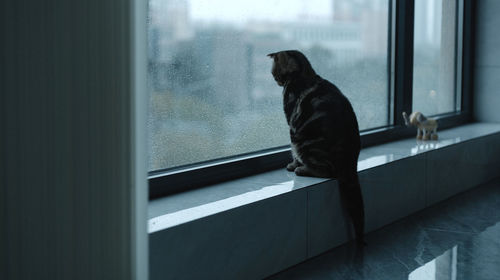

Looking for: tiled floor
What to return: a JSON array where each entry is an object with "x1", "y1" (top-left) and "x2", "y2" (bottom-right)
[{"x1": 267, "y1": 177, "x2": 500, "y2": 280}]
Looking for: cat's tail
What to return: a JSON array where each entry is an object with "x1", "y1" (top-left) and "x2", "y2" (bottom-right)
[{"x1": 338, "y1": 173, "x2": 365, "y2": 245}]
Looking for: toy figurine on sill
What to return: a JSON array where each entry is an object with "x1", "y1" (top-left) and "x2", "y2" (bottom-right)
[{"x1": 402, "y1": 111, "x2": 438, "y2": 140}]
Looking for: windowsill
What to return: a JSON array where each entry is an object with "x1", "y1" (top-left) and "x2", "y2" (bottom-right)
[{"x1": 148, "y1": 122, "x2": 500, "y2": 233}]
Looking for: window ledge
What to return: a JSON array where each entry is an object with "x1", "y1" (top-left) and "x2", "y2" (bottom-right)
[
  {"x1": 149, "y1": 122, "x2": 500, "y2": 280},
  {"x1": 148, "y1": 122, "x2": 500, "y2": 233}
]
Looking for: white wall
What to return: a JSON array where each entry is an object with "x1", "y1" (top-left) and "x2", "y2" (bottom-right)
[
  {"x1": 0, "y1": 1, "x2": 148, "y2": 279},
  {"x1": 474, "y1": 0, "x2": 500, "y2": 122}
]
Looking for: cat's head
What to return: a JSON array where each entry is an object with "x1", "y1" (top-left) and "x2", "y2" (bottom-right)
[{"x1": 267, "y1": 50, "x2": 316, "y2": 87}]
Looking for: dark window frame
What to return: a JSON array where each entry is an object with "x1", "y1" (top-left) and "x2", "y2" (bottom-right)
[{"x1": 149, "y1": 0, "x2": 475, "y2": 200}]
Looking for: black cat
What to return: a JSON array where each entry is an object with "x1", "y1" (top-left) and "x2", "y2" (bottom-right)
[{"x1": 268, "y1": 50, "x2": 365, "y2": 244}]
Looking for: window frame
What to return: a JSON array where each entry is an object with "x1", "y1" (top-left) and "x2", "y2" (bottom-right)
[{"x1": 149, "y1": 0, "x2": 475, "y2": 200}]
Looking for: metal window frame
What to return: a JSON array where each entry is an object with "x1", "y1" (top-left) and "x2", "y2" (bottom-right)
[{"x1": 149, "y1": 0, "x2": 475, "y2": 200}]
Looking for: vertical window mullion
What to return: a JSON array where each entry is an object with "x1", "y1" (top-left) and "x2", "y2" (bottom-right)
[
  {"x1": 394, "y1": 0, "x2": 414, "y2": 125},
  {"x1": 388, "y1": 0, "x2": 395, "y2": 125},
  {"x1": 455, "y1": 0, "x2": 464, "y2": 112},
  {"x1": 461, "y1": 0, "x2": 474, "y2": 116}
]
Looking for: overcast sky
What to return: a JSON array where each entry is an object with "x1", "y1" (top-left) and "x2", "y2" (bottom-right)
[{"x1": 189, "y1": 0, "x2": 332, "y2": 23}]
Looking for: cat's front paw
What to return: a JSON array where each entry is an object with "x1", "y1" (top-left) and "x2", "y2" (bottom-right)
[
  {"x1": 286, "y1": 162, "x2": 298, "y2": 171},
  {"x1": 295, "y1": 166, "x2": 332, "y2": 178},
  {"x1": 294, "y1": 166, "x2": 311, "y2": 176}
]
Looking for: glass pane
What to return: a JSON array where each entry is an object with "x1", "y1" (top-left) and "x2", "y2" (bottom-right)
[
  {"x1": 413, "y1": 0, "x2": 458, "y2": 116},
  {"x1": 148, "y1": 0, "x2": 390, "y2": 171}
]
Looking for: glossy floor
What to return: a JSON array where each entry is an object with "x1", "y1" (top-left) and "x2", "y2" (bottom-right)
[{"x1": 268, "y1": 178, "x2": 500, "y2": 280}]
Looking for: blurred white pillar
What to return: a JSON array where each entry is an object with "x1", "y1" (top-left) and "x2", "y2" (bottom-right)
[{"x1": 0, "y1": 0, "x2": 148, "y2": 279}]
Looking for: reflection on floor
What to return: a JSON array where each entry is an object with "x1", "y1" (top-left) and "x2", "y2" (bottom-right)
[{"x1": 267, "y1": 178, "x2": 500, "y2": 280}]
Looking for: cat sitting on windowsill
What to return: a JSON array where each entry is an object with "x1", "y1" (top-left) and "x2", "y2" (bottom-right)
[{"x1": 268, "y1": 50, "x2": 365, "y2": 245}]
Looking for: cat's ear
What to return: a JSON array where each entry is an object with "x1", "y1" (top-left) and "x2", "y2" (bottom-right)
[
  {"x1": 268, "y1": 52, "x2": 298, "y2": 72},
  {"x1": 282, "y1": 52, "x2": 300, "y2": 73}
]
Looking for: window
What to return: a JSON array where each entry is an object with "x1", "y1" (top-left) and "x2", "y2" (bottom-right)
[
  {"x1": 148, "y1": 0, "x2": 390, "y2": 171},
  {"x1": 148, "y1": 0, "x2": 472, "y2": 198},
  {"x1": 413, "y1": 0, "x2": 460, "y2": 116}
]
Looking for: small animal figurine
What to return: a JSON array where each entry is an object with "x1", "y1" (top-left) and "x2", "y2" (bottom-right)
[{"x1": 402, "y1": 111, "x2": 438, "y2": 140}]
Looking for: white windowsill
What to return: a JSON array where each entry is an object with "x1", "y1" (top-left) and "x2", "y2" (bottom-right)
[{"x1": 148, "y1": 122, "x2": 500, "y2": 234}]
